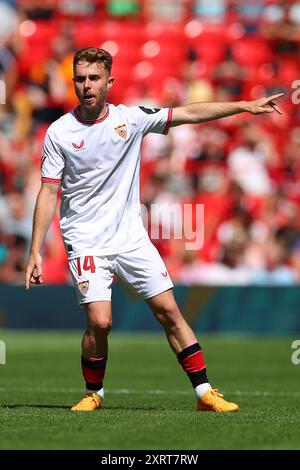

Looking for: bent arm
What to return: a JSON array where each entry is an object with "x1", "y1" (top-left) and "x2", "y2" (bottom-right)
[
  {"x1": 170, "y1": 93, "x2": 284, "y2": 127},
  {"x1": 25, "y1": 182, "x2": 60, "y2": 289}
]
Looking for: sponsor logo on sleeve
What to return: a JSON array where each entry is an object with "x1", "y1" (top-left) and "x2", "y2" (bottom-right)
[{"x1": 139, "y1": 106, "x2": 161, "y2": 114}]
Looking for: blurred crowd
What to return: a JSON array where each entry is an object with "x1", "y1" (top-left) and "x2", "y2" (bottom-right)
[{"x1": 1, "y1": 0, "x2": 300, "y2": 285}]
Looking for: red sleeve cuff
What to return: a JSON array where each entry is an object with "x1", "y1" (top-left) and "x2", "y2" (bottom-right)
[
  {"x1": 41, "y1": 177, "x2": 61, "y2": 184},
  {"x1": 163, "y1": 108, "x2": 173, "y2": 135}
]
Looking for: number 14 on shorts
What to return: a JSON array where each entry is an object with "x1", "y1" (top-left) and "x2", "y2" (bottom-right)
[{"x1": 76, "y1": 256, "x2": 96, "y2": 276}]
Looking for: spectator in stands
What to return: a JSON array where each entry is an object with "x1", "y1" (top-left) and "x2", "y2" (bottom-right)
[
  {"x1": 20, "y1": 0, "x2": 55, "y2": 20},
  {"x1": 0, "y1": 2, "x2": 295, "y2": 288},
  {"x1": 228, "y1": 121, "x2": 279, "y2": 195},
  {"x1": 214, "y1": 47, "x2": 247, "y2": 101},
  {"x1": 290, "y1": 238, "x2": 300, "y2": 283},
  {"x1": 260, "y1": 0, "x2": 300, "y2": 55},
  {"x1": 25, "y1": 33, "x2": 76, "y2": 128},
  {"x1": 178, "y1": 243, "x2": 252, "y2": 285},
  {"x1": 0, "y1": 232, "x2": 27, "y2": 284},
  {"x1": 0, "y1": 0, "x2": 18, "y2": 41},
  {"x1": 106, "y1": 0, "x2": 140, "y2": 18},
  {"x1": 0, "y1": 188, "x2": 32, "y2": 246},
  {"x1": 250, "y1": 231, "x2": 298, "y2": 285},
  {"x1": 144, "y1": 0, "x2": 187, "y2": 22},
  {"x1": 217, "y1": 206, "x2": 252, "y2": 247},
  {"x1": 193, "y1": 0, "x2": 227, "y2": 23},
  {"x1": 280, "y1": 127, "x2": 300, "y2": 197},
  {"x1": 233, "y1": 0, "x2": 265, "y2": 34},
  {"x1": 261, "y1": 61, "x2": 289, "y2": 98},
  {"x1": 181, "y1": 48, "x2": 215, "y2": 104}
]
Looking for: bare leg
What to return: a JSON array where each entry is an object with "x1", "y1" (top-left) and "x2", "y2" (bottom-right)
[
  {"x1": 82, "y1": 300, "x2": 112, "y2": 358},
  {"x1": 146, "y1": 288, "x2": 239, "y2": 412},
  {"x1": 147, "y1": 288, "x2": 209, "y2": 393},
  {"x1": 146, "y1": 289, "x2": 196, "y2": 354},
  {"x1": 71, "y1": 301, "x2": 112, "y2": 410}
]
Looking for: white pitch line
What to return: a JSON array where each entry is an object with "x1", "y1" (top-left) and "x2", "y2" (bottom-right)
[{"x1": 0, "y1": 388, "x2": 299, "y2": 397}]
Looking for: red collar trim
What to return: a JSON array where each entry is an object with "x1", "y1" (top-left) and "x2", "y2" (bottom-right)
[{"x1": 74, "y1": 106, "x2": 109, "y2": 124}]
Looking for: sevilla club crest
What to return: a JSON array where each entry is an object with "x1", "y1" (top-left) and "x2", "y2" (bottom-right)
[
  {"x1": 78, "y1": 280, "x2": 89, "y2": 296},
  {"x1": 114, "y1": 124, "x2": 127, "y2": 139}
]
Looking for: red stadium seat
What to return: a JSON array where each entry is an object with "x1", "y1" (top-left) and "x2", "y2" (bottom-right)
[
  {"x1": 231, "y1": 37, "x2": 273, "y2": 66},
  {"x1": 74, "y1": 19, "x2": 105, "y2": 48},
  {"x1": 277, "y1": 59, "x2": 300, "y2": 86},
  {"x1": 184, "y1": 22, "x2": 231, "y2": 65},
  {"x1": 18, "y1": 19, "x2": 60, "y2": 71},
  {"x1": 21, "y1": 19, "x2": 59, "y2": 46},
  {"x1": 144, "y1": 22, "x2": 186, "y2": 44}
]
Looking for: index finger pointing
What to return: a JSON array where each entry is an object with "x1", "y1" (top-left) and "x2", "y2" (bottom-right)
[{"x1": 267, "y1": 93, "x2": 284, "y2": 101}]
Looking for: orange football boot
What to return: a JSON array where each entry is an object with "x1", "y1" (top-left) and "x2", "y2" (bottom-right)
[
  {"x1": 71, "y1": 393, "x2": 103, "y2": 411},
  {"x1": 197, "y1": 389, "x2": 239, "y2": 412}
]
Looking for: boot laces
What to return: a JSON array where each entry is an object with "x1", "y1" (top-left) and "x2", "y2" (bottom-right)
[
  {"x1": 85, "y1": 393, "x2": 100, "y2": 404},
  {"x1": 211, "y1": 389, "x2": 224, "y2": 399}
]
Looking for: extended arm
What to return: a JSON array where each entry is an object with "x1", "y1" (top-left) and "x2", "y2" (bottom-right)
[
  {"x1": 170, "y1": 93, "x2": 284, "y2": 127},
  {"x1": 25, "y1": 182, "x2": 60, "y2": 289}
]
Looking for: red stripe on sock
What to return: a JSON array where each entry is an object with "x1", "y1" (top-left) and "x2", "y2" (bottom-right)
[
  {"x1": 179, "y1": 350, "x2": 206, "y2": 373},
  {"x1": 82, "y1": 366, "x2": 106, "y2": 384},
  {"x1": 82, "y1": 357, "x2": 107, "y2": 384}
]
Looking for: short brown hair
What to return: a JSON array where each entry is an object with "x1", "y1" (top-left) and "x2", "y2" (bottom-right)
[{"x1": 73, "y1": 47, "x2": 113, "y2": 74}]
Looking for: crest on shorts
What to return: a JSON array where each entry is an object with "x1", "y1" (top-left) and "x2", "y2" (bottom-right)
[
  {"x1": 114, "y1": 124, "x2": 127, "y2": 139},
  {"x1": 78, "y1": 280, "x2": 89, "y2": 296}
]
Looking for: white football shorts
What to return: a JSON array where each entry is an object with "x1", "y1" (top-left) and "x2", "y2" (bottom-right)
[{"x1": 68, "y1": 242, "x2": 174, "y2": 305}]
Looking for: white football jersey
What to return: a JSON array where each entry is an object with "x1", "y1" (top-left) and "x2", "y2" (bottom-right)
[{"x1": 41, "y1": 104, "x2": 173, "y2": 259}]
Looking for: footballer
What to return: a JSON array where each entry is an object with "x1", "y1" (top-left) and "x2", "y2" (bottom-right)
[{"x1": 25, "y1": 47, "x2": 283, "y2": 412}]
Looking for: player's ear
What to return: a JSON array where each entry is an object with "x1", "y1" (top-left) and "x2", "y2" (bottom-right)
[{"x1": 107, "y1": 76, "x2": 115, "y2": 89}]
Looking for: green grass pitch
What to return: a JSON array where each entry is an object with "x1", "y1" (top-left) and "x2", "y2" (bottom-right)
[{"x1": 0, "y1": 331, "x2": 299, "y2": 450}]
